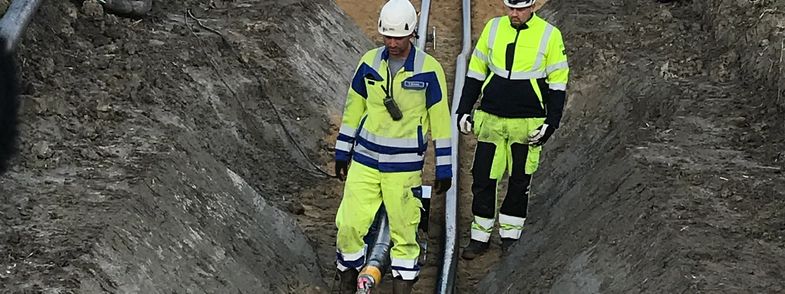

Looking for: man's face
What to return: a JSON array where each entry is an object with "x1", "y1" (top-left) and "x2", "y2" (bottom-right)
[
  {"x1": 383, "y1": 35, "x2": 412, "y2": 57},
  {"x1": 507, "y1": 6, "x2": 533, "y2": 26}
]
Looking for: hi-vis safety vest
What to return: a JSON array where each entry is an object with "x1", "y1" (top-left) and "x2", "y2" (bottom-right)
[
  {"x1": 459, "y1": 14, "x2": 569, "y2": 125},
  {"x1": 336, "y1": 45, "x2": 453, "y2": 180}
]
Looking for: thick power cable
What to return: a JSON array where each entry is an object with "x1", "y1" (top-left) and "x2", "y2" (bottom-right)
[{"x1": 0, "y1": 0, "x2": 44, "y2": 52}]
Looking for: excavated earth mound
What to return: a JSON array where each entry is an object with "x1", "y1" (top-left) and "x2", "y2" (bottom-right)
[{"x1": 0, "y1": 0, "x2": 370, "y2": 292}]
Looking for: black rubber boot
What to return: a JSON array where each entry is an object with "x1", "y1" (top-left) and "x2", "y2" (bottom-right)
[
  {"x1": 461, "y1": 239, "x2": 489, "y2": 260},
  {"x1": 501, "y1": 238, "x2": 517, "y2": 253},
  {"x1": 393, "y1": 278, "x2": 415, "y2": 294},
  {"x1": 338, "y1": 269, "x2": 358, "y2": 293}
]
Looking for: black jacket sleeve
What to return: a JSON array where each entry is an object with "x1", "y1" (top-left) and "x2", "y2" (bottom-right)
[
  {"x1": 544, "y1": 89, "x2": 566, "y2": 128},
  {"x1": 456, "y1": 77, "x2": 483, "y2": 114}
]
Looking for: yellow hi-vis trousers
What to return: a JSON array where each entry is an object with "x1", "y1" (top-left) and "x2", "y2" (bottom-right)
[
  {"x1": 470, "y1": 110, "x2": 545, "y2": 242},
  {"x1": 335, "y1": 161, "x2": 423, "y2": 280},
  {"x1": 473, "y1": 110, "x2": 545, "y2": 178}
]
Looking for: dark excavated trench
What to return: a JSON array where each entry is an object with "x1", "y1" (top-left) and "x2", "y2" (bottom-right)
[{"x1": 1, "y1": 0, "x2": 785, "y2": 293}]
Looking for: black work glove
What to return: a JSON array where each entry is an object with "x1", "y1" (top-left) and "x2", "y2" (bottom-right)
[
  {"x1": 434, "y1": 178, "x2": 452, "y2": 194},
  {"x1": 335, "y1": 160, "x2": 349, "y2": 181},
  {"x1": 527, "y1": 124, "x2": 556, "y2": 146}
]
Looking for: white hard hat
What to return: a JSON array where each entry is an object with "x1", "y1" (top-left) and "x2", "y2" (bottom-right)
[
  {"x1": 503, "y1": 0, "x2": 535, "y2": 8},
  {"x1": 378, "y1": 0, "x2": 417, "y2": 37}
]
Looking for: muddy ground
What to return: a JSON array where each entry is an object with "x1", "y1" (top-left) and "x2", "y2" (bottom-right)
[{"x1": 2, "y1": 0, "x2": 785, "y2": 293}]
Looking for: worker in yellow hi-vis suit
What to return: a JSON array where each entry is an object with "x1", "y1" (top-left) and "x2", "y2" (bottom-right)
[
  {"x1": 456, "y1": 0, "x2": 569, "y2": 260},
  {"x1": 332, "y1": 0, "x2": 453, "y2": 293}
]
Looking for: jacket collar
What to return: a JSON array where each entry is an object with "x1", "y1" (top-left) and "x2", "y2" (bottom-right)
[{"x1": 381, "y1": 42, "x2": 417, "y2": 72}]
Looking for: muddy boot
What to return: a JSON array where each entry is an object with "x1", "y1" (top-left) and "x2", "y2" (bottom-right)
[
  {"x1": 501, "y1": 238, "x2": 517, "y2": 253},
  {"x1": 337, "y1": 269, "x2": 358, "y2": 293},
  {"x1": 461, "y1": 239, "x2": 489, "y2": 260},
  {"x1": 393, "y1": 278, "x2": 415, "y2": 294}
]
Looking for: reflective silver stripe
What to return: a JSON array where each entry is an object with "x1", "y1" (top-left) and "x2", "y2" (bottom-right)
[
  {"x1": 335, "y1": 141, "x2": 352, "y2": 153},
  {"x1": 487, "y1": 63, "x2": 508, "y2": 78},
  {"x1": 339, "y1": 247, "x2": 366, "y2": 261},
  {"x1": 339, "y1": 124, "x2": 357, "y2": 137},
  {"x1": 379, "y1": 152, "x2": 424, "y2": 163},
  {"x1": 546, "y1": 61, "x2": 569, "y2": 74},
  {"x1": 472, "y1": 48, "x2": 489, "y2": 63},
  {"x1": 499, "y1": 214, "x2": 525, "y2": 226},
  {"x1": 499, "y1": 228, "x2": 523, "y2": 239},
  {"x1": 467, "y1": 70, "x2": 487, "y2": 81},
  {"x1": 474, "y1": 216, "x2": 494, "y2": 229},
  {"x1": 372, "y1": 46, "x2": 385, "y2": 71},
  {"x1": 358, "y1": 128, "x2": 420, "y2": 148},
  {"x1": 531, "y1": 24, "x2": 554, "y2": 71},
  {"x1": 489, "y1": 62, "x2": 546, "y2": 80},
  {"x1": 391, "y1": 258, "x2": 419, "y2": 280},
  {"x1": 356, "y1": 144, "x2": 424, "y2": 163},
  {"x1": 549, "y1": 83, "x2": 567, "y2": 91},
  {"x1": 487, "y1": 17, "x2": 501, "y2": 50},
  {"x1": 510, "y1": 70, "x2": 547, "y2": 80},
  {"x1": 336, "y1": 263, "x2": 350, "y2": 271},
  {"x1": 434, "y1": 138, "x2": 450, "y2": 149},
  {"x1": 471, "y1": 228, "x2": 491, "y2": 242},
  {"x1": 436, "y1": 155, "x2": 451, "y2": 166},
  {"x1": 391, "y1": 258, "x2": 418, "y2": 269},
  {"x1": 414, "y1": 49, "x2": 426, "y2": 74}
]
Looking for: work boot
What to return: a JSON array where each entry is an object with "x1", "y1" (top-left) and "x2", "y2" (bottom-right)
[
  {"x1": 393, "y1": 278, "x2": 415, "y2": 294},
  {"x1": 337, "y1": 269, "x2": 358, "y2": 293},
  {"x1": 501, "y1": 238, "x2": 517, "y2": 253},
  {"x1": 461, "y1": 239, "x2": 489, "y2": 260}
]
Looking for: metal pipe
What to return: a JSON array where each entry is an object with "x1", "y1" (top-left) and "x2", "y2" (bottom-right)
[
  {"x1": 0, "y1": 0, "x2": 45, "y2": 52},
  {"x1": 415, "y1": 0, "x2": 431, "y2": 50},
  {"x1": 437, "y1": 0, "x2": 471, "y2": 292}
]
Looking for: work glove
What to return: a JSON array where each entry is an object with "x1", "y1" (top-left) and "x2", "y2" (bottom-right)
[
  {"x1": 335, "y1": 160, "x2": 349, "y2": 181},
  {"x1": 458, "y1": 114, "x2": 473, "y2": 134},
  {"x1": 434, "y1": 178, "x2": 452, "y2": 194},
  {"x1": 527, "y1": 124, "x2": 555, "y2": 146}
]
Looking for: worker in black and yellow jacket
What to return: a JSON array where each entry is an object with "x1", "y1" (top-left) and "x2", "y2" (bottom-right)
[{"x1": 456, "y1": 0, "x2": 569, "y2": 259}]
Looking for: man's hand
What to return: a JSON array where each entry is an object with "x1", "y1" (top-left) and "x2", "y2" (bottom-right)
[
  {"x1": 434, "y1": 178, "x2": 452, "y2": 194},
  {"x1": 458, "y1": 114, "x2": 473, "y2": 134},
  {"x1": 527, "y1": 124, "x2": 555, "y2": 146},
  {"x1": 335, "y1": 160, "x2": 349, "y2": 181}
]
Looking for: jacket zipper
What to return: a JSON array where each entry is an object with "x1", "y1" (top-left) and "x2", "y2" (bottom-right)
[{"x1": 508, "y1": 29, "x2": 522, "y2": 79}]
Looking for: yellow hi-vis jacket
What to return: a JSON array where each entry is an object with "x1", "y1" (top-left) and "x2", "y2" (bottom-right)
[
  {"x1": 457, "y1": 14, "x2": 569, "y2": 128},
  {"x1": 335, "y1": 45, "x2": 453, "y2": 180}
]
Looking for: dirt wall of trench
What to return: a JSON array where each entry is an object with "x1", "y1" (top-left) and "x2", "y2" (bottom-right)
[
  {"x1": 477, "y1": 0, "x2": 785, "y2": 293},
  {"x1": 0, "y1": 0, "x2": 371, "y2": 292}
]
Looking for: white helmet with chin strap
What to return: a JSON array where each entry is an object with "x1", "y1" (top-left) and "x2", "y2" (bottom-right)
[
  {"x1": 504, "y1": 0, "x2": 535, "y2": 8},
  {"x1": 378, "y1": 0, "x2": 417, "y2": 37}
]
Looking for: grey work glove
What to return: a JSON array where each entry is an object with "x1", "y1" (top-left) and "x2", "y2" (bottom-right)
[
  {"x1": 527, "y1": 124, "x2": 555, "y2": 146},
  {"x1": 458, "y1": 114, "x2": 473, "y2": 134}
]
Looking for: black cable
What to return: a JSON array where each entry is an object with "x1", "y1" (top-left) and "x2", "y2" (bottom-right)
[{"x1": 185, "y1": 9, "x2": 336, "y2": 179}]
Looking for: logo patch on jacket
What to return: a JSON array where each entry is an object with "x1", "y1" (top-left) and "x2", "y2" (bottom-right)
[{"x1": 402, "y1": 80, "x2": 427, "y2": 90}]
